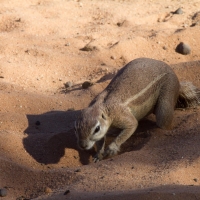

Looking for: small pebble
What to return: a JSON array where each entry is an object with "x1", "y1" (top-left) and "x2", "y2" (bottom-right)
[
  {"x1": 193, "y1": 178, "x2": 198, "y2": 182},
  {"x1": 44, "y1": 187, "x2": 52, "y2": 194},
  {"x1": 173, "y1": 8, "x2": 183, "y2": 14},
  {"x1": 82, "y1": 81, "x2": 93, "y2": 89},
  {"x1": 110, "y1": 56, "x2": 115, "y2": 60},
  {"x1": 64, "y1": 189, "x2": 70, "y2": 195},
  {"x1": 74, "y1": 169, "x2": 81, "y2": 172},
  {"x1": 0, "y1": 188, "x2": 7, "y2": 197},
  {"x1": 175, "y1": 42, "x2": 191, "y2": 55},
  {"x1": 79, "y1": 45, "x2": 97, "y2": 51},
  {"x1": 117, "y1": 22, "x2": 122, "y2": 27},
  {"x1": 64, "y1": 81, "x2": 73, "y2": 88}
]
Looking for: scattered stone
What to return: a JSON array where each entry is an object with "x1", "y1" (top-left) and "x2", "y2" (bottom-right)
[
  {"x1": 163, "y1": 46, "x2": 167, "y2": 50},
  {"x1": 44, "y1": 187, "x2": 52, "y2": 194},
  {"x1": 74, "y1": 168, "x2": 81, "y2": 172},
  {"x1": 82, "y1": 81, "x2": 93, "y2": 89},
  {"x1": 64, "y1": 189, "x2": 70, "y2": 195},
  {"x1": 173, "y1": 8, "x2": 183, "y2": 14},
  {"x1": 117, "y1": 21, "x2": 125, "y2": 27},
  {"x1": 80, "y1": 45, "x2": 97, "y2": 51},
  {"x1": 0, "y1": 76, "x2": 4, "y2": 78},
  {"x1": 110, "y1": 55, "x2": 115, "y2": 60},
  {"x1": 175, "y1": 42, "x2": 191, "y2": 55},
  {"x1": 116, "y1": 20, "x2": 129, "y2": 27},
  {"x1": 35, "y1": 120, "x2": 41, "y2": 126},
  {"x1": 193, "y1": 178, "x2": 198, "y2": 182},
  {"x1": 0, "y1": 188, "x2": 7, "y2": 197},
  {"x1": 64, "y1": 81, "x2": 73, "y2": 88},
  {"x1": 15, "y1": 18, "x2": 21, "y2": 22},
  {"x1": 65, "y1": 43, "x2": 70, "y2": 46}
]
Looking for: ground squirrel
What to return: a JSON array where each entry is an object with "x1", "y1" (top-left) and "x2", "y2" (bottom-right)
[{"x1": 75, "y1": 58, "x2": 200, "y2": 162}]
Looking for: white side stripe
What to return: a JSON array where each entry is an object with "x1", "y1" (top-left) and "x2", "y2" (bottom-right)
[{"x1": 123, "y1": 73, "x2": 167, "y2": 106}]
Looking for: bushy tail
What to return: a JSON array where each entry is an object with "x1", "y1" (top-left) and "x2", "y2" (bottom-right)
[{"x1": 176, "y1": 82, "x2": 200, "y2": 108}]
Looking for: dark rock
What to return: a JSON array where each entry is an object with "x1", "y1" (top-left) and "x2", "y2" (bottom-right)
[
  {"x1": 173, "y1": 8, "x2": 183, "y2": 14},
  {"x1": 64, "y1": 81, "x2": 73, "y2": 88},
  {"x1": 64, "y1": 189, "x2": 70, "y2": 195},
  {"x1": 82, "y1": 81, "x2": 93, "y2": 89},
  {"x1": 175, "y1": 42, "x2": 191, "y2": 55},
  {"x1": 0, "y1": 188, "x2": 7, "y2": 197},
  {"x1": 80, "y1": 45, "x2": 97, "y2": 51},
  {"x1": 74, "y1": 169, "x2": 81, "y2": 172},
  {"x1": 193, "y1": 178, "x2": 198, "y2": 182}
]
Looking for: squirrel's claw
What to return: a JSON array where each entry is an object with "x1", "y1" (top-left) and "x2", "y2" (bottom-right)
[{"x1": 93, "y1": 152, "x2": 104, "y2": 163}]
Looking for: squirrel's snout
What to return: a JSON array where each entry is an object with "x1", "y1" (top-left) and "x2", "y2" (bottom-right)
[
  {"x1": 78, "y1": 140, "x2": 95, "y2": 150},
  {"x1": 79, "y1": 142, "x2": 87, "y2": 149}
]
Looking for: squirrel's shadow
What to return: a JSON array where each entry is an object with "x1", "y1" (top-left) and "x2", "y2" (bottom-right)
[
  {"x1": 23, "y1": 110, "x2": 156, "y2": 165},
  {"x1": 23, "y1": 110, "x2": 95, "y2": 165}
]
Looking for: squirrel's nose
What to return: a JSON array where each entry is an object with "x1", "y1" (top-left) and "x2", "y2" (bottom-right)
[{"x1": 78, "y1": 141, "x2": 87, "y2": 149}]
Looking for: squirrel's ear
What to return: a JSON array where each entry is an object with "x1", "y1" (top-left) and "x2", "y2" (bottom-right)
[{"x1": 102, "y1": 113, "x2": 106, "y2": 120}]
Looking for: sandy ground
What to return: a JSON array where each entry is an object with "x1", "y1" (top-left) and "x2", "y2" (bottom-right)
[{"x1": 0, "y1": 0, "x2": 200, "y2": 199}]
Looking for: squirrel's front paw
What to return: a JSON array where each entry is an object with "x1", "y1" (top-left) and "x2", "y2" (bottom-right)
[
  {"x1": 93, "y1": 152, "x2": 104, "y2": 163},
  {"x1": 103, "y1": 142, "x2": 119, "y2": 158}
]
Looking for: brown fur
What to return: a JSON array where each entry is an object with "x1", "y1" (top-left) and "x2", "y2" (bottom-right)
[{"x1": 75, "y1": 58, "x2": 200, "y2": 162}]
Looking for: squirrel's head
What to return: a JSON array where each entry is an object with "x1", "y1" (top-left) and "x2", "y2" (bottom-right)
[{"x1": 75, "y1": 106, "x2": 109, "y2": 150}]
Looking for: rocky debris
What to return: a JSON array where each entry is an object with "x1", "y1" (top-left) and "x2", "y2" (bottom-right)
[
  {"x1": 79, "y1": 45, "x2": 97, "y2": 51},
  {"x1": 173, "y1": 8, "x2": 183, "y2": 14},
  {"x1": 175, "y1": 42, "x2": 191, "y2": 55},
  {"x1": 64, "y1": 189, "x2": 70, "y2": 195},
  {"x1": 65, "y1": 43, "x2": 70, "y2": 46},
  {"x1": 64, "y1": 81, "x2": 73, "y2": 89},
  {"x1": 0, "y1": 188, "x2": 7, "y2": 197},
  {"x1": 44, "y1": 187, "x2": 52, "y2": 194},
  {"x1": 82, "y1": 81, "x2": 93, "y2": 89},
  {"x1": 74, "y1": 168, "x2": 81, "y2": 173},
  {"x1": 163, "y1": 46, "x2": 167, "y2": 50},
  {"x1": 193, "y1": 178, "x2": 198, "y2": 182}
]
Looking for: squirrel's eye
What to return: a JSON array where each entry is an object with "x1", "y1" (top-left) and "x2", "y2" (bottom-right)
[
  {"x1": 94, "y1": 125, "x2": 100, "y2": 134},
  {"x1": 102, "y1": 114, "x2": 106, "y2": 120}
]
